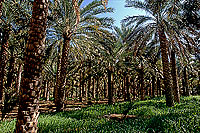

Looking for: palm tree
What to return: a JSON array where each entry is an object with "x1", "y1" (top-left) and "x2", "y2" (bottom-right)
[
  {"x1": 49, "y1": 0, "x2": 114, "y2": 111},
  {"x1": 15, "y1": 0, "x2": 48, "y2": 132},
  {"x1": 124, "y1": 0, "x2": 175, "y2": 106}
]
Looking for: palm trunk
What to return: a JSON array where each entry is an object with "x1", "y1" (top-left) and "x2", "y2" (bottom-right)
[
  {"x1": 6, "y1": 48, "x2": 16, "y2": 92},
  {"x1": 158, "y1": 26, "x2": 174, "y2": 107},
  {"x1": 0, "y1": 27, "x2": 9, "y2": 102},
  {"x1": 140, "y1": 64, "x2": 145, "y2": 100},
  {"x1": 131, "y1": 78, "x2": 136, "y2": 99},
  {"x1": 96, "y1": 76, "x2": 99, "y2": 100},
  {"x1": 171, "y1": 49, "x2": 180, "y2": 103},
  {"x1": 183, "y1": 67, "x2": 190, "y2": 96},
  {"x1": 15, "y1": 0, "x2": 48, "y2": 132},
  {"x1": 56, "y1": 36, "x2": 70, "y2": 112},
  {"x1": 87, "y1": 60, "x2": 92, "y2": 105},
  {"x1": 54, "y1": 44, "x2": 61, "y2": 102},
  {"x1": 79, "y1": 65, "x2": 82, "y2": 102},
  {"x1": 0, "y1": 1, "x2": 5, "y2": 101},
  {"x1": 108, "y1": 67, "x2": 113, "y2": 104},
  {"x1": 197, "y1": 72, "x2": 200, "y2": 95},
  {"x1": 104, "y1": 78, "x2": 106, "y2": 98},
  {"x1": 82, "y1": 69, "x2": 85, "y2": 100},
  {"x1": 71, "y1": 80, "x2": 74, "y2": 98},
  {"x1": 157, "y1": 77, "x2": 161, "y2": 97},
  {"x1": 16, "y1": 63, "x2": 23, "y2": 93},
  {"x1": 126, "y1": 75, "x2": 131, "y2": 101},
  {"x1": 92, "y1": 77, "x2": 95, "y2": 99},
  {"x1": 152, "y1": 75, "x2": 155, "y2": 98},
  {"x1": 123, "y1": 74, "x2": 126, "y2": 101}
]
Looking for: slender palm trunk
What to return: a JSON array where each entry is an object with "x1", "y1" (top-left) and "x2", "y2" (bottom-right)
[
  {"x1": 79, "y1": 66, "x2": 82, "y2": 102},
  {"x1": 6, "y1": 50, "x2": 16, "y2": 92},
  {"x1": 92, "y1": 77, "x2": 95, "y2": 99},
  {"x1": 96, "y1": 76, "x2": 100, "y2": 99},
  {"x1": 0, "y1": 27, "x2": 9, "y2": 102},
  {"x1": 16, "y1": 63, "x2": 23, "y2": 93},
  {"x1": 158, "y1": 26, "x2": 174, "y2": 107},
  {"x1": 126, "y1": 75, "x2": 131, "y2": 101},
  {"x1": 131, "y1": 78, "x2": 136, "y2": 99},
  {"x1": 15, "y1": 0, "x2": 48, "y2": 132},
  {"x1": 0, "y1": 0, "x2": 4, "y2": 101},
  {"x1": 123, "y1": 74, "x2": 126, "y2": 101},
  {"x1": 157, "y1": 77, "x2": 161, "y2": 97},
  {"x1": 140, "y1": 64, "x2": 145, "y2": 100},
  {"x1": 104, "y1": 78, "x2": 106, "y2": 98},
  {"x1": 87, "y1": 60, "x2": 92, "y2": 105},
  {"x1": 197, "y1": 72, "x2": 200, "y2": 95},
  {"x1": 54, "y1": 45, "x2": 61, "y2": 102},
  {"x1": 183, "y1": 67, "x2": 190, "y2": 96},
  {"x1": 56, "y1": 36, "x2": 70, "y2": 112},
  {"x1": 82, "y1": 69, "x2": 85, "y2": 100},
  {"x1": 171, "y1": 49, "x2": 180, "y2": 103},
  {"x1": 108, "y1": 67, "x2": 113, "y2": 104},
  {"x1": 152, "y1": 75, "x2": 155, "y2": 98}
]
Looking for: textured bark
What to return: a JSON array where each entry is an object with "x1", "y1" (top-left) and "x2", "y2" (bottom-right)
[
  {"x1": 79, "y1": 65, "x2": 82, "y2": 102},
  {"x1": 87, "y1": 60, "x2": 92, "y2": 105},
  {"x1": 197, "y1": 72, "x2": 200, "y2": 95},
  {"x1": 171, "y1": 50, "x2": 180, "y2": 103},
  {"x1": 56, "y1": 36, "x2": 70, "y2": 112},
  {"x1": 6, "y1": 48, "x2": 16, "y2": 92},
  {"x1": 71, "y1": 80, "x2": 74, "y2": 98},
  {"x1": 157, "y1": 77, "x2": 161, "y2": 97},
  {"x1": 82, "y1": 69, "x2": 85, "y2": 99},
  {"x1": 92, "y1": 77, "x2": 95, "y2": 99},
  {"x1": 15, "y1": 0, "x2": 48, "y2": 132},
  {"x1": 123, "y1": 74, "x2": 126, "y2": 101},
  {"x1": 0, "y1": 0, "x2": 9, "y2": 103},
  {"x1": 183, "y1": 67, "x2": 190, "y2": 96},
  {"x1": 152, "y1": 76, "x2": 155, "y2": 98},
  {"x1": 54, "y1": 46, "x2": 61, "y2": 102},
  {"x1": 0, "y1": 26, "x2": 9, "y2": 101},
  {"x1": 16, "y1": 63, "x2": 23, "y2": 93},
  {"x1": 104, "y1": 78, "x2": 106, "y2": 98},
  {"x1": 96, "y1": 76, "x2": 99, "y2": 99},
  {"x1": 131, "y1": 78, "x2": 136, "y2": 99},
  {"x1": 140, "y1": 64, "x2": 145, "y2": 101},
  {"x1": 158, "y1": 26, "x2": 174, "y2": 107},
  {"x1": 126, "y1": 75, "x2": 131, "y2": 101},
  {"x1": 108, "y1": 67, "x2": 113, "y2": 104}
]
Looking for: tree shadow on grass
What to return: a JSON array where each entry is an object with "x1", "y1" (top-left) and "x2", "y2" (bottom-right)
[{"x1": 38, "y1": 97, "x2": 200, "y2": 132}]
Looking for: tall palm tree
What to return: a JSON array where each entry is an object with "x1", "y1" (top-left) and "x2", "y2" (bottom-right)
[
  {"x1": 49, "y1": 0, "x2": 114, "y2": 111},
  {"x1": 15, "y1": 0, "x2": 48, "y2": 132},
  {"x1": 124, "y1": 0, "x2": 175, "y2": 106}
]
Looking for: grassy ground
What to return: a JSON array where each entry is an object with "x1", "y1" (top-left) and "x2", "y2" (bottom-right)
[{"x1": 0, "y1": 96, "x2": 199, "y2": 133}]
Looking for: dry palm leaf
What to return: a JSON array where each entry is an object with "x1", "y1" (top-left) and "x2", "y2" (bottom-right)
[{"x1": 101, "y1": 0, "x2": 108, "y2": 10}]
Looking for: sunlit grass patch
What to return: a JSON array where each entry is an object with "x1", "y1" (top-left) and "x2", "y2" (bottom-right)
[{"x1": 0, "y1": 96, "x2": 199, "y2": 132}]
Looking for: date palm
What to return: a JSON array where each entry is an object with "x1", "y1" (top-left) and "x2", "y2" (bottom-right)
[
  {"x1": 49, "y1": 0, "x2": 114, "y2": 111},
  {"x1": 124, "y1": 0, "x2": 175, "y2": 106},
  {"x1": 15, "y1": 0, "x2": 48, "y2": 132}
]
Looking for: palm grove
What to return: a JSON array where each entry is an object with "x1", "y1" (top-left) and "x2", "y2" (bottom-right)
[{"x1": 0, "y1": 0, "x2": 199, "y2": 132}]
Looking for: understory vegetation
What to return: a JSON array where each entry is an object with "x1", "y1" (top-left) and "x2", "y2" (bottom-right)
[{"x1": 1, "y1": 96, "x2": 199, "y2": 133}]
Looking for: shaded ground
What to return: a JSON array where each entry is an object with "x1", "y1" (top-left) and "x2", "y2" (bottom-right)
[{"x1": 0, "y1": 96, "x2": 199, "y2": 133}]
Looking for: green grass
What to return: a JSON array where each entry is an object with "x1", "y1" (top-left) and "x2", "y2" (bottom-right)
[{"x1": 0, "y1": 96, "x2": 199, "y2": 133}]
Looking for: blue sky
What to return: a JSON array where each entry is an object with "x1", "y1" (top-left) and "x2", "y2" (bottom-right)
[{"x1": 81, "y1": 0, "x2": 145, "y2": 27}]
